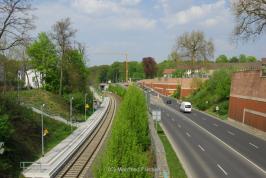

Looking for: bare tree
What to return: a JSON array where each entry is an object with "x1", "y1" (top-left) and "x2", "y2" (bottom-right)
[
  {"x1": 175, "y1": 31, "x2": 214, "y2": 65},
  {"x1": 0, "y1": 0, "x2": 35, "y2": 51},
  {"x1": 51, "y1": 17, "x2": 76, "y2": 95},
  {"x1": 232, "y1": 0, "x2": 266, "y2": 40}
]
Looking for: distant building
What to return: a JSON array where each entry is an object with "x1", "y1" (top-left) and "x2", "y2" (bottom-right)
[
  {"x1": 228, "y1": 59, "x2": 266, "y2": 132},
  {"x1": 162, "y1": 62, "x2": 262, "y2": 78},
  {"x1": 23, "y1": 69, "x2": 44, "y2": 89},
  {"x1": 163, "y1": 69, "x2": 176, "y2": 78},
  {"x1": 139, "y1": 77, "x2": 207, "y2": 97}
]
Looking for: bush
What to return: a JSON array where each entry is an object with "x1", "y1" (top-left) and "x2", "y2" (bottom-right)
[
  {"x1": 94, "y1": 86, "x2": 151, "y2": 178},
  {"x1": 217, "y1": 100, "x2": 229, "y2": 116},
  {"x1": 64, "y1": 91, "x2": 93, "y2": 114},
  {"x1": 188, "y1": 68, "x2": 234, "y2": 117},
  {"x1": 108, "y1": 84, "x2": 126, "y2": 97}
]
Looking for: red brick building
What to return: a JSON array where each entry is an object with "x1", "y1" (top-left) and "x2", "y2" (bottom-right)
[
  {"x1": 139, "y1": 77, "x2": 207, "y2": 97},
  {"x1": 228, "y1": 60, "x2": 266, "y2": 132}
]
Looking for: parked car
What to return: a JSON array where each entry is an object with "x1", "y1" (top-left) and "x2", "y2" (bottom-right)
[{"x1": 179, "y1": 101, "x2": 192, "y2": 113}]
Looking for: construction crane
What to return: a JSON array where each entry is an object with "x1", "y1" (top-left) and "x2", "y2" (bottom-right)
[{"x1": 88, "y1": 51, "x2": 129, "y2": 82}]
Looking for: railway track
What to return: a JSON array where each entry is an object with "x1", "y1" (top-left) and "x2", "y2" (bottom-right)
[{"x1": 54, "y1": 95, "x2": 116, "y2": 178}]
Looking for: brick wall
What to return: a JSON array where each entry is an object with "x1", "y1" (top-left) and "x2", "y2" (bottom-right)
[
  {"x1": 229, "y1": 70, "x2": 266, "y2": 132},
  {"x1": 139, "y1": 78, "x2": 206, "y2": 97}
]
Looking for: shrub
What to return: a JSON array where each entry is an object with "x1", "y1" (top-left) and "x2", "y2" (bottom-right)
[
  {"x1": 188, "y1": 68, "x2": 234, "y2": 117},
  {"x1": 108, "y1": 84, "x2": 126, "y2": 97},
  {"x1": 94, "y1": 86, "x2": 151, "y2": 177}
]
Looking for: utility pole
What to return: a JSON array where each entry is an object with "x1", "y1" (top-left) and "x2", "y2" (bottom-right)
[
  {"x1": 84, "y1": 93, "x2": 87, "y2": 121},
  {"x1": 41, "y1": 104, "x2": 45, "y2": 157},
  {"x1": 125, "y1": 52, "x2": 128, "y2": 83},
  {"x1": 70, "y1": 97, "x2": 74, "y2": 131}
]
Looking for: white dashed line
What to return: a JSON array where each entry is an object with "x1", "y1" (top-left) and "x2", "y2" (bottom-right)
[
  {"x1": 227, "y1": 131, "x2": 235, "y2": 136},
  {"x1": 217, "y1": 164, "x2": 228, "y2": 176},
  {"x1": 249, "y1": 142, "x2": 259, "y2": 149},
  {"x1": 171, "y1": 118, "x2": 174, "y2": 122},
  {"x1": 198, "y1": 145, "x2": 205, "y2": 152},
  {"x1": 177, "y1": 124, "x2": 182, "y2": 128},
  {"x1": 186, "y1": 132, "x2": 191, "y2": 137},
  {"x1": 201, "y1": 117, "x2": 207, "y2": 121}
]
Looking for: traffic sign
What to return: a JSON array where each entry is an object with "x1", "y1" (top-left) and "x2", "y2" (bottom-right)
[
  {"x1": 152, "y1": 110, "x2": 161, "y2": 122},
  {"x1": 43, "y1": 128, "x2": 49, "y2": 136},
  {"x1": 85, "y1": 104, "x2": 90, "y2": 109}
]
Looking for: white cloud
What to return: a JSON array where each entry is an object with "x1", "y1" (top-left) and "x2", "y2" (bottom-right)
[
  {"x1": 71, "y1": 0, "x2": 156, "y2": 30},
  {"x1": 72, "y1": 0, "x2": 120, "y2": 15},
  {"x1": 162, "y1": 0, "x2": 226, "y2": 28},
  {"x1": 120, "y1": 0, "x2": 142, "y2": 6}
]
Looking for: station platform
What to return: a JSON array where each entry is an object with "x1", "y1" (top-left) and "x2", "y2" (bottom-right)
[{"x1": 22, "y1": 97, "x2": 110, "y2": 178}]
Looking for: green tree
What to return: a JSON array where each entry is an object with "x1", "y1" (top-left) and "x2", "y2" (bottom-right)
[
  {"x1": 216, "y1": 55, "x2": 228, "y2": 63},
  {"x1": 246, "y1": 56, "x2": 257, "y2": 62},
  {"x1": 27, "y1": 32, "x2": 59, "y2": 92},
  {"x1": 229, "y1": 56, "x2": 239, "y2": 63},
  {"x1": 64, "y1": 49, "x2": 88, "y2": 93},
  {"x1": 239, "y1": 54, "x2": 247, "y2": 63}
]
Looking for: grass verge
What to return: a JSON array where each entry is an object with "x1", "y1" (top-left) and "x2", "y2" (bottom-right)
[
  {"x1": 156, "y1": 124, "x2": 187, "y2": 178},
  {"x1": 13, "y1": 89, "x2": 84, "y2": 121}
]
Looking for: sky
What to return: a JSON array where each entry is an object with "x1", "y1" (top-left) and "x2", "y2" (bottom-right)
[{"x1": 32, "y1": 0, "x2": 266, "y2": 66}]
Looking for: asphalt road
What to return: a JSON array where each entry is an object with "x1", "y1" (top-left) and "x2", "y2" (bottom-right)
[{"x1": 148, "y1": 91, "x2": 266, "y2": 178}]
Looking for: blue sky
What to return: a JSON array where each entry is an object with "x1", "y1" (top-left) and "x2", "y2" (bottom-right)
[{"x1": 32, "y1": 0, "x2": 266, "y2": 66}]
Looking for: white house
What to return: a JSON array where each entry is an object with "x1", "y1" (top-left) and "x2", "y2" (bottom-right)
[{"x1": 22, "y1": 69, "x2": 44, "y2": 89}]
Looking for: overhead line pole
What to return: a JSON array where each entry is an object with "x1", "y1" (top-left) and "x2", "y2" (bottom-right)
[{"x1": 125, "y1": 52, "x2": 128, "y2": 83}]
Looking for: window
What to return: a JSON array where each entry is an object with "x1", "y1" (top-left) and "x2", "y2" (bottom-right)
[{"x1": 262, "y1": 64, "x2": 266, "y2": 77}]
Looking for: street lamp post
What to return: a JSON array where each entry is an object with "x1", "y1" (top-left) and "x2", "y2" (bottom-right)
[
  {"x1": 70, "y1": 97, "x2": 74, "y2": 131},
  {"x1": 85, "y1": 93, "x2": 88, "y2": 121},
  {"x1": 41, "y1": 104, "x2": 45, "y2": 157}
]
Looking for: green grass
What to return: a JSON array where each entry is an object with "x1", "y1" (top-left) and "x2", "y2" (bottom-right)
[
  {"x1": 14, "y1": 89, "x2": 83, "y2": 121},
  {"x1": 156, "y1": 124, "x2": 187, "y2": 178},
  {"x1": 42, "y1": 116, "x2": 74, "y2": 153}
]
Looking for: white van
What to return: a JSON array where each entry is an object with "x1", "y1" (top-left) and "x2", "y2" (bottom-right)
[{"x1": 179, "y1": 102, "x2": 192, "y2": 113}]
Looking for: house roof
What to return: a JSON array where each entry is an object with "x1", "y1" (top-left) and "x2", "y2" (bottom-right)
[{"x1": 163, "y1": 69, "x2": 176, "y2": 74}]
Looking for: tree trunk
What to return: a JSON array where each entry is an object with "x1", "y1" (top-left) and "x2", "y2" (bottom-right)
[
  {"x1": 59, "y1": 55, "x2": 63, "y2": 96},
  {"x1": 34, "y1": 70, "x2": 40, "y2": 89}
]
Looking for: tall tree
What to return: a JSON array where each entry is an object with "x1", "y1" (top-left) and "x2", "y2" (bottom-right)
[
  {"x1": 142, "y1": 57, "x2": 157, "y2": 79},
  {"x1": 216, "y1": 55, "x2": 229, "y2": 63},
  {"x1": 0, "y1": 0, "x2": 35, "y2": 51},
  {"x1": 232, "y1": 0, "x2": 266, "y2": 40},
  {"x1": 175, "y1": 31, "x2": 214, "y2": 65},
  {"x1": 27, "y1": 32, "x2": 59, "y2": 92},
  {"x1": 64, "y1": 49, "x2": 87, "y2": 92},
  {"x1": 52, "y1": 17, "x2": 76, "y2": 95}
]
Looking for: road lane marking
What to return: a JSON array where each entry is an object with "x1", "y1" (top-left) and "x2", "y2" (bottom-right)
[
  {"x1": 157, "y1": 100, "x2": 266, "y2": 174},
  {"x1": 249, "y1": 142, "x2": 259, "y2": 149},
  {"x1": 171, "y1": 118, "x2": 174, "y2": 122},
  {"x1": 198, "y1": 145, "x2": 205, "y2": 152},
  {"x1": 186, "y1": 132, "x2": 191, "y2": 137},
  {"x1": 217, "y1": 164, "x2": 228, "y2": 176},
  {"x1": 227, "y1": 131, "x2": 235, "y2": 136},
  {"x1": 177, "y1": 124, "x2": 182, "y2": 128},
  {"x1": 213, "y1": 123, "x2": 219, "y2": 127}
]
